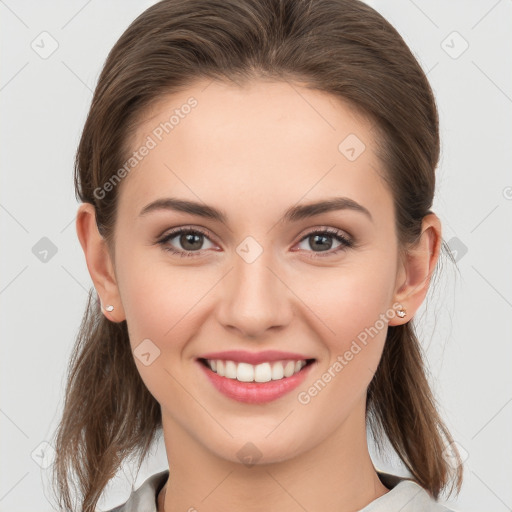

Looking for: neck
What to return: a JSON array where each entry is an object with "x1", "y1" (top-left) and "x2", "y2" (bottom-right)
[{"x1": 157, "y1": 402, "x2": 389, "y2": 512}]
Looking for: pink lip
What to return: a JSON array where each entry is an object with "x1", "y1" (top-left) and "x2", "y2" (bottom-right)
[
  {"x1": 198, "y1": 350, "x2": 313, "y2": 365},
  {"x1": 196, "y1": 359, "x2": 315, "y2": 404}
]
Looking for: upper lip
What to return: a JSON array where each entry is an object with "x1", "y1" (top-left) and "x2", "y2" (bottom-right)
[{"x1": 198, "y1": 350, "x2": 315, "y2": 365}]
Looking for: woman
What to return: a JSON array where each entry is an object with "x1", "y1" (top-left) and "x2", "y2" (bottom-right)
[{"x1": 50, "y1": 0, "x2": 464, "y2": 511}]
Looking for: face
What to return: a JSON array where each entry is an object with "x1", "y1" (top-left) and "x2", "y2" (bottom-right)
[{"x1": 108, "y1": 79, "x2": 405, "y2": 464}]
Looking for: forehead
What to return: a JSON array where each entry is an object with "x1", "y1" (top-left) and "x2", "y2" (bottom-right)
[{"x1": 117, "y1": 79, "x2": 392, "y2": 226}]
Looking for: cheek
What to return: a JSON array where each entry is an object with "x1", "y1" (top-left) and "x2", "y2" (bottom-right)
[
  {"x1": 116, "y1": 245, "x2": 203, "y2": 340},
  {"x1": 298, "y1": 257, "x2": 397, "y2": 344},
  {"x1": 293, "y1": 279, "x2": 392, "y2": 425},
  {"x1": 115, "y1": 253, "x2": 203, "y2": 403},
  {"x1": 293, "y1": 252, "x2": 397, "y2": 398}
]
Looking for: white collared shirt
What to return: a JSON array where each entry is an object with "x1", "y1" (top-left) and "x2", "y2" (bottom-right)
[{"x1": 104, "y1": 469, "x2": 457, "y2": 512}]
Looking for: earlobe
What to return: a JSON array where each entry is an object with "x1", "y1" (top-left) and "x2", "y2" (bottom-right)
[
  {"x1": 75, "y1": 203, "x2": 126, "y2": 322},
  {"x1": 388, "y1": 213, "x2": 442, "y2": 326}
]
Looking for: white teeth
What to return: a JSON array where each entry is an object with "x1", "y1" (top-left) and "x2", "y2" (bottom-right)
[
  {"x1": 205, "y1": 359, "x2": 308, "y2": 382},
  {"x1": 236, "y1": 362, "x2": 254, "y2": 382},
  {"x1": 254, "y1": 362, "x2": 272, "y2": 382},
  {"x1": 271, "y1": 361, "x2": 284, "y2": 380},
  {"x1": 225, "y1": 360, "x2": 237, "y2": 379},
  {"x1": 283, "y1": 361, "x2": 295, "y2": 377}
]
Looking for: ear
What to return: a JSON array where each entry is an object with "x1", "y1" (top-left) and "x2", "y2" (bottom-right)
[
  {"x1": 75, "y1": 203, "x2": 126, "y2": 323},
  {"x1": 388, "y1": 213, "x2": 442, "y2": 326}
]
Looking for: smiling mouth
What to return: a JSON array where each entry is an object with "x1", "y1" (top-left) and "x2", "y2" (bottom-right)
[{"x1": 198, "y1": 357, "x2": 316, "y2": 383}]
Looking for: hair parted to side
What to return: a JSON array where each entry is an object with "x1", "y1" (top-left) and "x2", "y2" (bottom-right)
[{"x1": 50, "y1": 1, "x2": 463, "y2": 510}]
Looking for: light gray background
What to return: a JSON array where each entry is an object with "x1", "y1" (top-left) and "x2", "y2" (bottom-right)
[{"x1": 1, "y1": 1, "x2": 511, "y2": 511}]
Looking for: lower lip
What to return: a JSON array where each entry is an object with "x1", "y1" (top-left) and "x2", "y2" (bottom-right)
[{"x1": 197, "y1": 360, "x2": 314, "y2": 404}]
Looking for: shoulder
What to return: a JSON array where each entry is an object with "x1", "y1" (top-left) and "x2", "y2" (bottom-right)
[
  {"x1": 360, "y1": 471, "x2": 458, "y2": 512},
  {"x1": 103, "y1": 469, "x2": 169, "y2": 512}
]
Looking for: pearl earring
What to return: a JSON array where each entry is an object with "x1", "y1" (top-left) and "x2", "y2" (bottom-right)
[
  {"x1": 396, "y1": 308, "x2": 407, "y2": 318},
  {"x1": 100, "y1": 299, "x2": 114, "y2": 312}
]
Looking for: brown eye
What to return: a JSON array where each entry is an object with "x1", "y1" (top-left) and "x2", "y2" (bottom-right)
[
  {"x1": 157, "y1": 228, "x2": 215, "y2": 257},
  {"x1": 296, "y1": 228, "x2": 353, "y2": 257}
]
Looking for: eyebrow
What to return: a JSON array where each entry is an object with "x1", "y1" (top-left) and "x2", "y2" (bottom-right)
[{"x1": 138, "y1": 196, "x2": 373, "y2": 223}]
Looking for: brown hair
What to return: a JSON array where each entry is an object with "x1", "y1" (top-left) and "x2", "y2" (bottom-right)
[{"x1": 50, "y1": 0, "x2": 463, "y2": 510}]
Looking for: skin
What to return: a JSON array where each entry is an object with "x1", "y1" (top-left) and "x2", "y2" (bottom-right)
[{"x1": 76, "y1": 79, "x2": 441, "y2": 512}]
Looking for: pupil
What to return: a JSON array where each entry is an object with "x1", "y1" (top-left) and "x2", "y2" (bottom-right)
[
  {"x1": 311, "y1": 234, "x2": 332, "y2": 251},
  {"x1": 181, "y1": 233, "x2": 202, "y2": 250}
]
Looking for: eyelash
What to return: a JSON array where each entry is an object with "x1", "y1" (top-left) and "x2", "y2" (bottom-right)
[{"x1": 155, "y1": 226, "x2": 354, "y2": 259}]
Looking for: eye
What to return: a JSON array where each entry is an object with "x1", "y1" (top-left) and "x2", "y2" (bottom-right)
[
  {"x1": 156, "y1": 227, "x2": 216, "y2": 257},
  {"x1": 295, "y1": 227, "x2": 353, "y2": 258},
  {"x1": 155, "y1": 226, "x2": 354, "y2": 258}
]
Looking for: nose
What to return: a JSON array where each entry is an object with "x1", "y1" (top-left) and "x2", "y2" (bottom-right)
[{"x1": 215, "y1": 250, "x2": 293, "y2": 339}]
